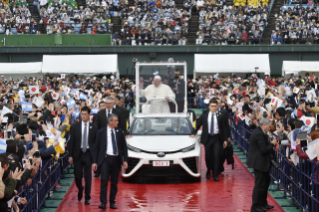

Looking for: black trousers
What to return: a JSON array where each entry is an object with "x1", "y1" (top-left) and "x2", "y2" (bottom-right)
[
  {"x1": 74, "y1": 150, "x2": 92, "y2": 200},
  {"x1": 252, "y1": 169, "x2": 270, "y2": 209},
  {"x1": 205, "y1": 134, "x2": 221, "y2": 177},
  {"x1": 100, "y1": 155, "x2": 121, "y2": 204},
  {"x1": 169, "y1": 99, "x2": 184, "y2": 113}
]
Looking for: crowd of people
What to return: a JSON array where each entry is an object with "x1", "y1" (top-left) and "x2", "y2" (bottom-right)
[
  {"x1": 0, "y1": 74, "x2": 135, "y2": 211},
  {"x1": 1, "y1": 65, "x2": 319, "y2": 211},
  {"x1": 111, "y1": 0, "x2": 192, "y2": 45},
  {"x1": 196, "y1": 2, "x2": 269, "y2": 45},
  {"x1": 187, "y1": 72, "x2": 319, "y2": 211},
  {"x1": 270, "y1": 4, "x2": 319, "y2": 44},
  {"x1": 0, "y1": 1, "x2": 38, "y2": 34},
  {"x1": 40, "y1": 0, "x2": 114, "y2": 34}
]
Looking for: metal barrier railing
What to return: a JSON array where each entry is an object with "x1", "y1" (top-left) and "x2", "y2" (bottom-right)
[
  {"x1": 15, "y1": 149, "x2": 72, "y2": 212},
  {"x1": 229, "y1": 114, "x2": 319, "y2": 212}
]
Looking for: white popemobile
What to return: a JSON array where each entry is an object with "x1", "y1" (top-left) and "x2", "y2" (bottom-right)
[{"x1": 122, "y1": 61, "x2": 201, "y2": 182}]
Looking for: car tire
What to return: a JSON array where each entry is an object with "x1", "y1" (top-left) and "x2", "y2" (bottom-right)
[
  {"x1": 122, "y1": 177, "x2": 134, "y2": 183},
  {"x1": 190, "y1": 176, "x2": 201, "y2": 183}
]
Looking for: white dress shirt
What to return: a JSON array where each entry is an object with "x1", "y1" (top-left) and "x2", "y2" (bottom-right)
[
  {"x1": 81, "y1": 121, "x2": 90, "y2": 149},
  {"x1": 106, "y1": 108, "x2": 113, "y2": 118},
  {"x1": 207, "y1": 111, "x2": 219, "y2": 135},
  {"x1": 106, "y1": 126, "x2": 118, "y2": 156}
]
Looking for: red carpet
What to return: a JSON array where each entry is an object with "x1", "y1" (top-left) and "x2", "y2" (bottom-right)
[{"x1": 57, "y1": 146, "x2": 284, "y2": 212}]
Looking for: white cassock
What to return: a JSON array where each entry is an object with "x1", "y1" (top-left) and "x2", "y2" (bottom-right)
[{"x1": 140, "y1": 83, "x2": 175, "y2": 113}]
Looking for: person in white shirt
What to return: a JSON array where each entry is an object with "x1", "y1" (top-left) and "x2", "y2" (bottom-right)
[
  {"x1": 196, "y1": 0, "x2": 204, "y2": 10},
  {"x1": 139, "y1": 75, "x2": 176, "y2": 113}
]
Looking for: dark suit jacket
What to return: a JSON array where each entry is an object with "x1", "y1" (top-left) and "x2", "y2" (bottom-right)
[
  {"x1": 68, "y1": 121, "x2": 98, "y2": 162},
  {"x1": 115, "y1": 105, "x2": 129, "y2": 122},
  {"x1": 93, "y1": 127, "x2": 128, "y2": 167},
  {"x1": 246, "y1": 127, "x2": 274, "y2": 173},
  {"x1": 94, "y1": 108, "x2": 126, "y2": 132},
  {"x1": 193, "y1": 110, "x2": 228, "y2": 145},
  {"x1": 220, "y1": 108, "x2": 231, "y2": 139}
]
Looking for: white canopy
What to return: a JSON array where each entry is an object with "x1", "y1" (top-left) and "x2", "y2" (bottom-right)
[
  {"x1": 0, "y1": 62, "x2": 42, "y2": 74},
  {"x1": 194, "y1": 54, "x2": 270, "y2": 76},
  {"x1": 42, "y1": 55, "x2": 118, "y2": 74},
  {"x1": 282, "y1": 61, "x2": 319, "y2": 76},
  {"x1": 0, "y1": 62, "x2": 43, "y2": 79}
]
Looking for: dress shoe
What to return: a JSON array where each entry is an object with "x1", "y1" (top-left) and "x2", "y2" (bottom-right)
[
  {"x1": 78, "y1": 186, "x2": 84, "y2": 201},
  {"x1": 206, "y1": 171, "x2": 210, "y2": 179},
  {"x1": 213, "y1": 176, "x2": 219, "y2": 182},
  {"x1": 110, "y1": 204, "x2": 117, "y2": 209},
  {"x1": 85, "y1": 200, "x2": 90, "y2": 205},
  {"x1": 262, "y1": 204, "x2": 274, "y2": 210},
  {"x1": 251, "y1": 207, "x2": 266, "y2": 212},
  {"x1": 99, "y1": 203, "x2": 106, "y2": 210},
  {"x1": 232, "y1": 163, "x2": 234, "y2": 170}
]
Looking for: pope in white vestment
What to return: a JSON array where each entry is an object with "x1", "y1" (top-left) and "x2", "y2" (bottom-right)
[{"x1": 139, "y1": 75, "x2": 175, "y2": 113}]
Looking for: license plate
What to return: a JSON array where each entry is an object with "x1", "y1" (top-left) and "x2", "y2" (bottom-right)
[{"x1": 152, "y1": 161, "x2": 170, "y2": 167}]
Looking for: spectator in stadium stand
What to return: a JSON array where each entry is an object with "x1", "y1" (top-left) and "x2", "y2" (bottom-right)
[
  {"x1": 242, "y1": 30, "x2": 248, "y2": 44},
  {"x1": 33, "y1": 0, "x2": 39, "y2": 15}
]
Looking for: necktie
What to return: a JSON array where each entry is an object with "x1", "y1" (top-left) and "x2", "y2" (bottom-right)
[
  {"x1": 210, "y1": 113, "x2": 215, "y2": 135},
  {"x1": 82, "y1": 123, "x2": 87, "y2": 153},
  {"x1": 111, "y1": 130, "x2": 118, "y2": 155}
]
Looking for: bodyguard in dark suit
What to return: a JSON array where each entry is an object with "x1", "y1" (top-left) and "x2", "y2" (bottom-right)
[
  {"x1": 92, "y1": 114, "x2": 128, "y2": 210},
  {"x1": 191, "y1": 98, "x2": 228, "y2": 181},
  {"x1": 216, "y1": 98, "x2": 234, "y2": 172},
  {"x1": 169, "y1": 69, "x2": 185, "y2": 113},
  {"x1": 94, "y1": 96, "x2": 126, "y2": 132},
  {"x1": 93, "y1": 96, "x2": 126, "y2": 178},
  {"x1": 246, "y1": 118, "x2": 278, "y2": 212},
  {"x1": 116, "y1": 96, "x2": 130, "y2": 122},
  {"x1": 68, "y1": 106, "x2": 98, "y2": 205}
]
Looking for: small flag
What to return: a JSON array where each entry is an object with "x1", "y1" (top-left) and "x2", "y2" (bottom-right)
[
  {"x1": 74, "y1": 92, "x2": 79, "y2": 100},
  {"x1": 80, "y1": 92, "x2": 87, "y2": 101},
  {"x1": 91, "y1": 108, "x2": 99, "y2": 114},
  {"x1": 294, "y1": 109, "x2": 298, "y2": 118},
  {"x1": 22, "y1": 102, "x2": 33, "y2": 112},
  {"x1": 32, "y1": 96, "x2": 44, "y2": 108},
  {"x1": 61, "y1": 99, "x2": 66, "y2": 105},
  {"x1": 237, "y1": 113, "x2": 245, "y2": 121},
  {"x1": 61, "y1": 74, "x2": 66, "y2": 79},
  {"x1": 29, "y1": 86, "x2": 39, "y2": 94},
  {"x1": 51, "y1": 92, "x2": 60, "y2": 100},
  {"x1": 89, "y1": 94, "x2": 94, "y2": 102},
  {"x1": 72, "y1": 110, "x2": 80, "y2": 118},
  {"x1": 64, "y1": 87, "x2": 71, "y2": 94},
  {"x1": 90, "y1": 115, "x2": 93, "y2": 123},
  {"x1": 66, "y1": 99, "x2": 76, "y2": 109},
  {"x1": 270, "y1": 97, "x2": 278, "y2": 105},
  {"x1": 75, "y1": 81, "x2": 80, "y2": 87},
  {"x1": 0, "y1": 139, "x2": 7, "y2": 153},
  {"x1": 1, "y1": 106, "x2": 12, "y2": 119},
  {"x1": 301, "y1": 116, "x2": 315, "y2": 128},
  {"x1": 19, "y1": 96, "x2": 26, "y2": 102}
]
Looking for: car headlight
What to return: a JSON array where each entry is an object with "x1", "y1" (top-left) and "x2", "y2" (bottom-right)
[
  {"x1": 181, "y1": 144, "x2": 195, "y2": 153},
  {"x1": 127, "y1": 144, "x2": 142, "y2": 153}
]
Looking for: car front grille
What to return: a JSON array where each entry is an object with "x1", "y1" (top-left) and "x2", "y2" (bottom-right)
[
  {"x1": 182, "y1": 157, "x2": 198, "y2": 174},
  {"x1": 125, "y1": 158, "x2": 140, "y2": 174},
  {"x1": 134, "y1": 165, "x2": 189, "y2": 176}
]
